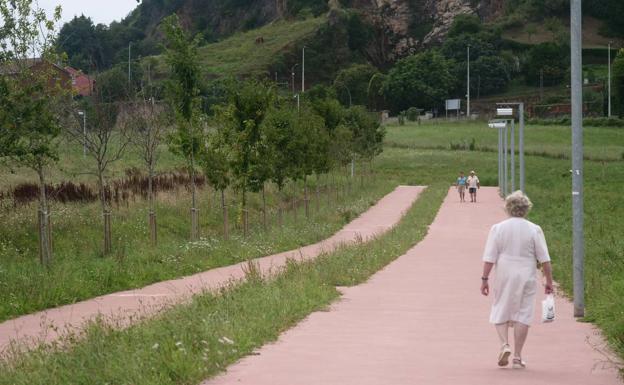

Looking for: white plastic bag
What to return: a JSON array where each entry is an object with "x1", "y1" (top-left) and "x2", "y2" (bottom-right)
[{"x1": 541, "y1": 294, "x2": 555, "y2": 323}]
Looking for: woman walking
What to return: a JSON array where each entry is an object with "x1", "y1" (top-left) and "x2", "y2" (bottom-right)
[{"x1": 480, "y1": 191, "x2": 554, "y2": 369}]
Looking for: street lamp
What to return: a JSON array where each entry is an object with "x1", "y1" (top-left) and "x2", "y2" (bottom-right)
[
  {"x1": 291, "y1": 64, "x2": 299, "y2": 95},
  {"x1": 77, "y1": 110, "x2": 86, "y2": 157},
  {"x1": 301, "y1": 46, "x2": 305, "y2": 93},
  {"x1": 128, "y1": 41, "x2": 132, "y2": 87},
  {"x1": 570, "y1": 0, "x2": 585, "y2": 318},
  {"x1": 608, "y1": 41, "x2": 612, "y2": 117},
  {"x1": 467, "y1": 45, "x2": 471, "y2": 118}
]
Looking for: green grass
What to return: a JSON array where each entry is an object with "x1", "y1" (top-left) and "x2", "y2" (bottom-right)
[
  {"x1": 385, "y1": 120, "x2": 624, "y2": 161},
  {"x1": 0, "y1": 166, "x2": 393, "y2": 322},
  {"x1": 1, "y1": 120, "x2": 623, "y2": 381},
  {"x1": 150, "y1": 17, "x2": 325, "y2": 79},
  {"x1": 0, "y1": 181, "x2": 447, "y2": 385}
]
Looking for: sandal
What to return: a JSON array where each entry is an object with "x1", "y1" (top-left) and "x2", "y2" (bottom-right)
[
  {"x1": 498, "y1": 344, "x2": 511, "y2": 367},
  {"x1": 512, "y1": 357, "x2": 526, "y2": 369}
]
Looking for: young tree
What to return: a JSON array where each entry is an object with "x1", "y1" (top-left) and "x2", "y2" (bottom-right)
[
  {"x1": 343, "y1": 106, "x2": 385, "y2": 179},
  {"x1": 162, "y1": 15, "x2": 204, "y2": 240},
  {"x1": 215, "y1": 80, "x2": 275, "y2": 232},
  {"x1": 67, "y1": 91, "x2": 129, "y2": 255},
  {"x1": 200, "y1": 131, "x2": 231, "y2": 239},
  {"x1": 125, "y1": 96, "x2": 170, "y2": 245},
  {"x1": 262, "y1": 105, "x2": 299, "y2": 225},
  {"x1": 0, "y1": 1, "x2": 67, "y2": 265}
]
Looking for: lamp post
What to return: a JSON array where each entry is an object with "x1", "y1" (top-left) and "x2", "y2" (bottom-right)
[
  {"x1": 608, "y1": 41, "x2": 612, "y2": 117},
  {"x1": 491, "y1": 104, "x2": 525, "y2": 197},
  {"x1": 291, "y1": 64, "x2": 299, "y2": 95},
  {"x1": 467, "y1": 45, "x2": 471, "y2": 119},
  {"x1": 128, "y1": 42, "x2": 132, "y2": 87},
  {"x1": 571, "y1": 0, "x2": 585, "y2": 318},
  {"x1": 78, "y1": 110, "x2": 86, "y2": 157},
  {"x1": 301, "y1": 46, "x2": 305, "y2": 93}
]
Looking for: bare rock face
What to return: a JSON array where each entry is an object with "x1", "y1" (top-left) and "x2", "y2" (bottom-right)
[
  {"x1": 421, "y1": 0, "x2": 476, "y2": 46},
  {"x1": 355, "y1": 0, "x2": 501, "y2": 62}
]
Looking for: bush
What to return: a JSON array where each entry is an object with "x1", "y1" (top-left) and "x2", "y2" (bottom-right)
[{"x1": 406, "y1": 107, "x2": 420, "y2": 122}]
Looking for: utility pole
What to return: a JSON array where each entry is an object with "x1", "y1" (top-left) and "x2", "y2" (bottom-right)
[
  {"x1": 128, "y1": 42, "x2": 132, "y2": 87},
  {"x1": 608, "y1": 41, "x2": 612, "y2": 117},
  {"x1": 571, "y1": 0, "x2": 585, "y2": 318},
  {"x1": 519, "y1": 102, "x2": 525, "y2": 193},
  {"x1": 539, "y1": 68, "x2": 544, "y2": 101},
  {"x1": 78, "y1": 111, "x2": 86, "y2": 158},
  {"x1": 467, "y1": 45, "x2": 471, "y2": 118},
  {"x1": 291, "y1": 64, "x2": 298, "y2": 95},
  {"x1": 301, "y1": 46, "x2": 305, "y2": 93}
]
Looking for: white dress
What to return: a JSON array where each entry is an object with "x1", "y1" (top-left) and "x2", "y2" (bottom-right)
[{"x1": 482, "y1": 217, "x2": 551, "y2": 326}]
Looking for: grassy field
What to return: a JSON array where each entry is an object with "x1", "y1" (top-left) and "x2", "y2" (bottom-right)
[
  {"x1": 1, "y1": 120, "x2": 623, "y2": 381},
  {"x1": 385, "y1": 120, "x2": 624, "y2": 161},
  {"x1": 149, "y1": 17, "x2": 325, "y2": 79},
  {"x1": 0, "y1": 177, "x2": 448, "y2": 385}
]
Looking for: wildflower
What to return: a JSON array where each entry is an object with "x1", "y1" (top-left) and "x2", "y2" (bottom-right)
[
  {"x1": 152, "y1": 343, "x2": 159, "y2": 350},
  {"x1": 218, "y1": 336, "x2": 234, "y2": 345}
]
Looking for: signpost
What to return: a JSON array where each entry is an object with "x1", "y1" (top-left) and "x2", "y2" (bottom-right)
[
  {"x1": 445, "y1": 99, "x2": 461, "y2": 119},
  {"x1": 488, "y1": 103, "x2": 525, "y2": 197}
]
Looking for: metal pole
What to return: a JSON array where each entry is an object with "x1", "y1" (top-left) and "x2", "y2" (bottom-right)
[
  {"x1": 467, "y1": 45, "x2": 470, "y2": 119},
  {"x1": 519, "y1": 103, "x2": 525, "y2": 193},
  {"x1": 83, "y1": 112, "x2": 86, "y2": 158},
  {"x1": 498, "y1": 126, "x2": 502, "y2": 196},
  {"x1": 608, "y1": 42, "x2": 612, "y2": 117},
  {"x1": 503, "y1": 122, "x2": 508, "y2": 197},
  {"x1": 301, "y1": 47, "x2": 305, "y2": 93},
  {"x1": 511, "y1": 118, "x2": 515, "y2": 192},
  {"x1": 128, "y1": 42, "x2": 131, "y2": 86},
  {"x1": 571, "y1": 0, "x2": 585, "y2": 318}
]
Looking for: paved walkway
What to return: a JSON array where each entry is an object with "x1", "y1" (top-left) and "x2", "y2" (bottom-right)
[
  {"x1": 0, "y1": 186, "x2": 424, "y2": 354},
  {"x1": 205, "y1": 187, "x2": 622, "y2": 385}
]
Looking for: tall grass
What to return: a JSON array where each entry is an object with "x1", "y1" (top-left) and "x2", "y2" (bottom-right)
[
  {"x1": 0, "y1": 170, "x2": 391, "y2": 322},
  {"x1": 0, "y1": 185, "x2": 446, "y2": 384}
]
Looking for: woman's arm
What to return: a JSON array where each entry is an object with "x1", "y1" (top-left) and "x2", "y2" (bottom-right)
[
  {"x1": 541, "y1": 262, "x2": 554, "y2": 294},
  {"x1": 481, "y1": 262, "x2": 494, "y2": 296}
]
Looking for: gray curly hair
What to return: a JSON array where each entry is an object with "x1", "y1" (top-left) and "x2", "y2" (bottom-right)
[{"x1": 505, "y1": 190, "x2": 533, "y2": 217}]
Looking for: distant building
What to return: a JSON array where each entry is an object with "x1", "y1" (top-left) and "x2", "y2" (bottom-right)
[
  {"x1": 0, "y1": 58, "x2": 72, "y2": 92},
  {"x1": 65, "y1": 66, "x2": 95, "y2": 97},
  {"x1": 0, "y1": 59, "x2": 95, "y2": 97}
]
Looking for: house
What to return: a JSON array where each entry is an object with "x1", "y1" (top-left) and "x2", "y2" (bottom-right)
[
  {"x1": 0, "y1": 58, "x2": 72, "y2": 92},
  {"x1": 65, "y1": 66, "x2": 95, "y2": 97},
  {"x1": 1, "y1": 59, "x2": 95, "y2": 97}
]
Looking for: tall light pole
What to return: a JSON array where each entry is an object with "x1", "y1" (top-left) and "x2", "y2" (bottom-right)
[
  {"x1": 571, "y1": 0, "x2": 585, "y2": 318},
  {"x1": 291, "y1": 64, "x2": 298, "y2": 95},
  {"x1": 128, "y1": 41, "x2": 132, "y2": 87},
  {"x1": 467, "y1": 45, "x2": 471, "y2": 119},
  {"x1": 608, "y1": 41, "x2": 612, "y2": 117},
  {"x1": 301, "y1": 46, "x2": 305, "y2": 93},
  {"x1": 78, "y1": 111, "x2": 86, "y2": 158}
]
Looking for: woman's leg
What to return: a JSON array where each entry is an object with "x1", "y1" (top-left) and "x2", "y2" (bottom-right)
[
  {"x1": 513, "y1": 323, "x2": 530, "y2": 358},
  {"x1": 495, "y1": 322, "x2": 509, "y2": 345}
]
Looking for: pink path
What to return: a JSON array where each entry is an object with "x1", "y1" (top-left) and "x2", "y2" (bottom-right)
[
  {"x1": 204, "y1": 187, "x2": 622, "y2": 385},
  {"x1": 0, "y1": 186, "x2": 424, "y2": 354}
]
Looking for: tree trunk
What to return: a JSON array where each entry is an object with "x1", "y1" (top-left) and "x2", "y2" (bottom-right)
[
  {"x1": 292, "y1": 181, "x2": 297, "y2": 223},
  {"x1": 315, "y1": 174, "x2": 320, "y2": 212},
  {"x1": 221, "y1": 189, "x2": 228, "y2": 240},
  {"x1": 262, "y1": 184, "x2": 267, "y2": 232},
  {"x1": 190, "y1": 155, "x2": 198, "y2": 241},
  {"x1": 242, "y1": 187, "x2": 248, "y2": 237},
  {"x1": 304, "y1": 175, "x2": 309, "y2": 219},
  {"x1": 148, "y1": 164, "x2": 157, "y2": 245},
  {"x1": 98, "y1": 169, "x2": 112, "y2": 255},
  {"x1": 37, "y1": 166, "x2": 52, "y2": 266}
]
